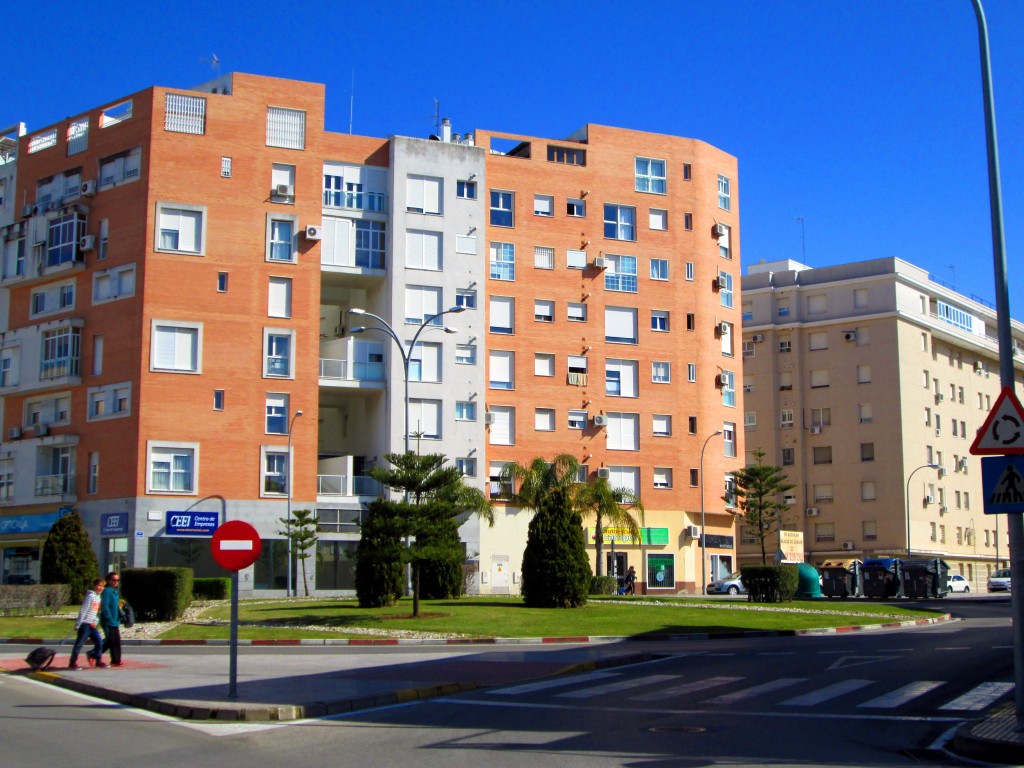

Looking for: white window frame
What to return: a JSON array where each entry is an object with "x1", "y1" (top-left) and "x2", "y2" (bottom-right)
[
  {"x1": 534, "y1": 299, "x2": 554, "y2": 323},
  {"x1": 652, "y1": 361, "x2": 671, "y2": 383},
  {"x1": 155, "y1": 202, "x2": 206, "y2": 255},
  {"x1": 535, "y1": 408, "x2": 556, "y2": 431},
  {"x1": 263, "y1": 328, "x2": 296, "y2": 379},
  {"x1": 534, "y1": 246, "x2": 555, "y2": 270},
  {"x1": 266, "y1": 214, "x2": 298, "y2": 263},
  {"x1": 86, "y1": 382, "x2": 131, "y2": 422},
  {"x1": 261, "y1": 446, "x2": 290, "y2": 497},
  {"x1": 653, "y1": 414, "x2": 672, "y2": 437},
  {"x1": 533, "y1": 194, "x2": 554, "y2": 217},
  {"x1": 150, "y1": 320, "x2": 202, "y2": 374},
  {"x1": 455, "y1": 401, "x2": 477, "y2": 421},
  {"x1": 147, "y1": 441, "x2": 198, "y2": 495}
]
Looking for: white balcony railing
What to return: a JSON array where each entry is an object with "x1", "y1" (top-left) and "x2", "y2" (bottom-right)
[
  {"x1": 319, "y1": 358, "x2": 385, "y2": 382},
  {"x1": 35, "y1": 473, "x2": 74, "y2": 496},
  {"x1": 317, "y1": 474, "x2": 382, "y2": 497}
]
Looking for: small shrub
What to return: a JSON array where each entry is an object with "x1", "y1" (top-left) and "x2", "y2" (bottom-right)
[
  {"x1": 741, "y1": 564, "x2": 799, "y2": 603},
  {"x1": 193, "y1": 577, "x2": 231, "y2": 600},
  {"x1": 590, "y1": 576, "x2": 619, "y2": 595},
  {"x1": 120, "y1": 567, "x2": 193, "y2": 621}
]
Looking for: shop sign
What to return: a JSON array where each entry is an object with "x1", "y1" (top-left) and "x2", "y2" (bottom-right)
[
  {"x1": 588, "y1": 527, "x2": 669, "y2": 546},
  {"x1": 702, "y1": 534, "x2": 735, "y2": 549},
  {"x1": 165, "y1": 511, "x2": 219, "y2": 536},
  {"x1": 101, "y1": 513, "x2": 129, "y2": 536},
  {"x1": 0, "y1": 511, "x2": 66, "y2": 535}
]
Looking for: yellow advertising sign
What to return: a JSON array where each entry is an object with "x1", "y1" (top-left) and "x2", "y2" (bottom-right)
[{"x1": 778, "y1": 530, "x2": 804, "y2": 563}]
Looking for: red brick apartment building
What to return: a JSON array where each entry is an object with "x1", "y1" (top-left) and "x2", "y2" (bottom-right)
[{"x1": 0, "y1": 73, "x2": 742, "y2": 595}]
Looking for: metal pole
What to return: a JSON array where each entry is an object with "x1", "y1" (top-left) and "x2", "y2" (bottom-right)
[
  {"x1": 700, "y1": 431, "x2": 722, "y2": 595},
  {"x1": 970, "y1": 0, "x2": 1024, "y2": 728},
  {"x1": 228, "y1": 570, "x2": 239, "y2": 699},
  {"x1": 905, "y1": 464, "x2": 939, "y2": 561},
  {"x1": 285, "y1": 410, "x2": 303, "y2": 598}
]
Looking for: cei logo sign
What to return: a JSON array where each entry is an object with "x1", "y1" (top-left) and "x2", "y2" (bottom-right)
[{"x1": 165, "y1": 511, "x2": 219, "y2": 536}]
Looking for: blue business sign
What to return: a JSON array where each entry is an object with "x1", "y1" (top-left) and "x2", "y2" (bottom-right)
[
  {"x1": 165, "y1": 511, "x2": 219, "y2": 536},
  {"x1": 100, "y1": 513, "x2": 129, "y2": 536},
  {"x1": 982, "y1": 455, "x2": 1024, "y2": 514},
  {"x1": 0, "y1": 511, "x2": 65, "y2": 535}
]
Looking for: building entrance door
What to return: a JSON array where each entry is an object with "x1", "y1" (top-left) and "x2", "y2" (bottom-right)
[{"x1": 490, "y1": 556, "x2": 509, "y2": 593}]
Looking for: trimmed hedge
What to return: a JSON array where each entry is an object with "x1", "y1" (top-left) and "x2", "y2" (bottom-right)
[
  {"x1": 741, "y1": 564, "x2": 799, "y2": 603},
  {"x1": 590, "y1": 576, "x2": 619, "y2": 595},
  {"x1": 0, "y1": 584, "x2": 71, "y2": 616},
  {"x1": 120, "y1": 567, "x2": 193, "y2": 621},
  {"x1": 193, "y1": 577, "x2": 231, "y2": 600}
]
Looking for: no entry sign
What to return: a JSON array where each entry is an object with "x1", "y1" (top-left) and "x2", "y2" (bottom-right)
[{"x1": 211, "y1": 520, "x2": 262, "y2": 571}]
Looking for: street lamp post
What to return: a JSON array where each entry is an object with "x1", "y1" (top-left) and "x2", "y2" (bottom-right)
[
  {"x1": 347, "y1": 305, "x2": 465, "y2": 596},
  {"x1": 700, "y1": 430, "x2": 723, "y2": 596},
  {"x1": 905, "y1": 463, "x2": 940, "y2": 561},
  {"x1": 285, "y1": 409, "x2": 303, "y2": 597}
]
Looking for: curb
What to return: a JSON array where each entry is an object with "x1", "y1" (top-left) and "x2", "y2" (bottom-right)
[{"x1": 951, "y1": 702, "x2": 1024, "y2": 765}]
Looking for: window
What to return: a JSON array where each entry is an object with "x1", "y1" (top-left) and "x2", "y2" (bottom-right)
[
  {"x1": 489, "y1": 350, "x2": 514, "y2": 389},
  {"x1": 490, "y1": 190, "x2": 513, "y2": 227},
  {"x1": 266, "y1": 394, "x2": 289, "y2": 434},
  {"x1": 214, "y1": 390, "x2": 224, "y2": 410},
  {"x1": 568, "y1": 355, "x2": 588, "y2": 380},
  {"x1": 808, "y1": 332, "x2": 828, "y2": 351},
  {"x1": 651, "y1": 310, "x2": 669, "y2": 332},
  {"x1": 217, "y1": 272, "x2": 228, "y2": 292},
  {"x1": 814, "y1": 484, "x2": 834, "y2": 503},
  {"x1": 406, "y1": 175, "x2": 442, "y2": 215},
  {"x1": 606, "y1": 359, "x2": 638, "y2": 397},
  {"x1": 720, "y1": 322, "x2": 734, "y2": 356},
  {"x1": 687, "y1": 363, "x2": 696, "y2": 382},
  {"x1": 723, "y1": 423, "x2": 736, "y2": 457},
  {"x1": 810, "y1": 369, "x2": 830, "y2": 388},
  {"x1": 807, "y1": 294, "x2": 827, "y2": 315},
  {"x1": 408, "y1": 399, "x2": 441, "y2": 439},
  {"x1": 684, "y1": 212, "x2": 693, "y2": 231},
  {"x1": 405, "y1": 230, "x2": 441, "y2": 271},
  {"x1": 534, "y1": 246, "x2": 554, "y2": 269},
  {"x1": 151, "y1": 321, "x2": 200, "y2": 373},
  {"x1": 87, "y1": 382, "x2": 130, "y2": 421},
  {"x1": 568, "y1": 410, "x2": 588, "y2": 430},
  {"x1": 46, "y1": 213, "x2": 86, "y2": 267},
  {"x1": 652, "y1": 361, "x2": 671, "y2": 383},
  {"x1": 406, "y1": 285, "x2": 443, "y2": 325},
  {"x1": 653, "y1": 468, "x2": 673, "y2": 489},
  {"x1": 266, "y1": 107, "x2": 305, "y2": 149},
  {"x1": 221, "y1": 157, "x2": 232, "y2": 178},
  {"x1": 687, "y1": 313, "x2": 696, "y2": 331},
  {"x1": 607, "y1": 413, "x2": 640, "y2": 450},
  {"x1": 455, "y1": 289, "x2": 476, "y2": 309},
  {"x1": 717, "y1": 174, "x2": 731, "y2": 210},
  {"x1": 718, "y1": 271, "x2": 734, "y2": 308},
  {"x1": 610, "y1": 467, "x2": 641, "y2": 497},
  {"x1": 815, "y1": 523, "x2": 835, "y2": 543},
  {"x1": 264, "y1": 329, "x2": 294, "y2": 378},
  {"x1": 566, "y1": 198, "x2": 586, "y2": 217},
  {"x1": 857, "y1": 364, "x2": 872, "y2": 384},
  {"x1": 98, "y1": 146, "x2": 141, "y2": 189},
  {"x1": 604, "y1": 254, "x2": 637, "y2": 292},
  {"x1": 688, "y1": 416, "x2": 698, "y2": 435},
  {"x1": 455, "y1": 401, "x2": 477, "y2": 421},
  {"x1": 489, "y1": 242, "x2": 515, "y2": 280},
  {"x1": 635, "y1": 157, "x2": 666, "y2": 194},
  {"x1": 811, "y1": 407, "x2": 831, "y2": 427},
  {"x1": 456, "y1": 458, "x2": 477, "y2": 477},
  {"x1": 650, "y1": 258, "x2": 669, "y2": 281},
  {"x1": 535, "y1": 353, "x2": 555, "y2": 377},
  {"x1": 566, "y1": 249, "x2": 587, "y2": 269},
  {"x1": 605, "y1": 307, "x2": 638, "y2": 344},
  {"x1": 535, "y1": 408, "x2": 556, "y2": 431},
  {"x1": 782, "y1": 448, "x2": 795, "y2": 466},
  {"x1": 534, "y1": 300, "x2": 554, "y2": 323},
  {"x1": 455, "y1": 344, "x2": 476, "y2": 365},
  {"x1": 686, "y1": 262, "x2": 695, "y2": 281},
  {"x1": 780, "y1": 409, "x2": 794, "y2": 428},
  {"x1": 813, "y1": 446, "x2": 833, "y2": 465},
  {"x1": 31, "y1": 280, "x2": 77, "y2": 317},
  {"x1": 457, "y1": 180, "x2": 477, "y2": 199},
  {"x1": 859, "y1": 403, "x2": 873, "y2": 424},
  {"x1": 488, "y1": 405, "x2": 514, "y2": 445},
  {"x1": 604, "y1": 204, "x2": 636, "y2": 241},
  {"x1": 716, "y1": 224, "x2": 731, "y2": 259},
  {"x1": 262, "y1": 448, "x2": 288, "y2": 495},
  {"x1": 548, "y1": 145, "x2": 586, "y2": 165},
  {"x1": 854, "y1": 288, "x2": 868, "y2": 308},
  {"x1": 408, "y1": 341, "x2": 441, "y2": 383},
  {"x1": 721, "y1": 370, "x2": 735, "y2": 406},
  {"x1": 649, "y1": 209, "x2": 667, "y2": 230},
  {"x1": 268, "y1": 276, "x2": 292, "y2": 318},
  {"x1": 67, "y1": 118, "x2": 89, "y2": 155},
  {"x1": 267, "y1": 217, "x2": 296, "y2": 262},
  {"x1": 653, "y1": 414, "x2": 671, "y2": 436},
  {"x1": 490, "y1": 296, "x2": 514, "y2": 334},
  {"x1": 157, "y1": 204, "x2": 205, "y2": 255},
  {"x1": 861, "y1": 481, "x2": 877, "y2": 502},
  {"x1": 568, "y1": 302, "x2": 587, "y2": 322},
  {"x1": 91, "y1": 335, "x2": 102, "y2": 377},
  {"x1": 2, "y1": 236, "x2": 26, "y2": 279},
  {"x1": 534, "y1": 194, "x2": 554, "y2": 217},
  {"x1": 148, "y1": 442, "x2": 197, "y2": 494}
]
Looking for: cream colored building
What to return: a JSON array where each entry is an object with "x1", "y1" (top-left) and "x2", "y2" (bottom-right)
[{"x1": 740, "y1": 257, "x2": 1024, "y2": 591}]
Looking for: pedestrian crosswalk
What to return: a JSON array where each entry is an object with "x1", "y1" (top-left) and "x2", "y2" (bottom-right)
[{"x1": 487, "y1": 671, "x2": 1012, "y2": 715}]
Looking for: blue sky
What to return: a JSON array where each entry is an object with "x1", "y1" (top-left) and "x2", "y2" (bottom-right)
[{"x1": 6, "y1": 1, "x2": 1024, "y2": 314}]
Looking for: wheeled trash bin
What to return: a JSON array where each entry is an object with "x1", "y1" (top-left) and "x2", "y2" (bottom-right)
[
  {"x1": 821, "y1": 559, "x2": 862, "y2": 598},
  {"x1": 861, "y1": 558, "x2": 903, "y2": 598},
  {"x1": 902, "y1": 558, "x2": 950, "y2": 599}
]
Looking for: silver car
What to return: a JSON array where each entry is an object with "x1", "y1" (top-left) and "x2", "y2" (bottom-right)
[
  {"x1": 706, "y1": 572, "x2": 746, "y2": 596},
  {"x1": 988, "y1": 568, "x2": 1012, "y2": 593}
]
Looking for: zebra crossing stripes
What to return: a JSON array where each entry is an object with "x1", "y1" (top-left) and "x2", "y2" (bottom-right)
[
  {"x1": 939, "y1": 682, "x2": 1015, "y2": 711},
  {"x1": 555, "y1": 674, "x2": 679, "y2": 699},
  {"x1": 489, "y1": 671, "x2": 620, "y2": 696},
  {"x1": 631, "y1": 676, "x2": 743, "y2": 702},
  {"x1": 859, "y1": 681, "x2": 945, "y2": 709},
  {"x1": 703, "y1": 678, "x2": 807, "y2": 705},
  {"x1": 780, "y1": 679, "x2": 873, "y2": 706}
]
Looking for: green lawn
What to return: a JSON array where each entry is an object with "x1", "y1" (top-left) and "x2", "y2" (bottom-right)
[{"x1": 0, "y1": 596, "x2": 946, "y2": 642}]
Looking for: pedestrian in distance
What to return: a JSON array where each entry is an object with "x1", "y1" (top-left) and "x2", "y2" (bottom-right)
[
  {"x1": 69, "y1": 578, "x2": 107, "y2": 669},
  {"x1": 99, "y1": 571, "x2": 123, "y2": 667},
  {"x1": 625, "y1": 565, "x2": 637, "y2": 596}
]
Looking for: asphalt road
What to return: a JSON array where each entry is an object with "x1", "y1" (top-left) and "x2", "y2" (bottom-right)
[{"x1": 0, "y1": 595, "x2": 1012, "y2": 768}]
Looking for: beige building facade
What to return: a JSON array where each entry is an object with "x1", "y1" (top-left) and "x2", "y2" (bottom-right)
[{"x1": 740, "y1": 257, "x2": 1024, "y2": 591}]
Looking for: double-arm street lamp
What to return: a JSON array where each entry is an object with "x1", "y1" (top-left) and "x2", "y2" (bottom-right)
[
  {"x1": 285, "y1": 409, "x2": 303, "y2": 597},
  {"x1": 700, "y1": 430, "x2": 723, "y2": 596},
  {"x1": 905, "y1": 463, "x2": 940, "y2": 561}
]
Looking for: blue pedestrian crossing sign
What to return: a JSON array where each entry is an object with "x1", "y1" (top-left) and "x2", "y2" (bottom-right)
[{"x1": 981, "y1": 455, "x2": 1024, "y2": 514}]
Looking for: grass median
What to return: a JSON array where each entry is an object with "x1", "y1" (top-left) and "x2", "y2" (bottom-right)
[{"x1": 0, "y1": 595, "x2": 945, "y2": 642}]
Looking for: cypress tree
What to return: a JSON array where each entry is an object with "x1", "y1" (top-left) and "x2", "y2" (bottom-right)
[
  {"x1": 521, "y1": 487, "x2": 592, "y2": 608},
  {"x1": 40, "y1": 511, "x2": 98, "y2": 603}
]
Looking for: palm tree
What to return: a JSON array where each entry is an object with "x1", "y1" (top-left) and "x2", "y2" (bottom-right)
[
  {"x1": 577, "y1": 477, "x2": 644, "y2": 577},
  {"x1": 499, "y1": 453, "x2": 582, "y2": 512}
]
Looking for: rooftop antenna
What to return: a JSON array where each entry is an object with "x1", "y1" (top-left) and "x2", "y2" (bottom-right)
[
  {"x1": 349, "y1": 69, "x2": 355, "y2": 135},
  {"x1": 795, "y1": 216, "x2": 806, "y2": 262},
  {"x1": 199, "y1": 54, "x2": 221, "y2": 78},
  {"x1": 946, "y1": 264, "x2": 956, "y2": 287}
]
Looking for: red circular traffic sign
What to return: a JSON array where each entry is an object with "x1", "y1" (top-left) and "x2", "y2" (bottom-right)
[{"x1": 211, "y1": 520, "x2": 262, "y2": 571}]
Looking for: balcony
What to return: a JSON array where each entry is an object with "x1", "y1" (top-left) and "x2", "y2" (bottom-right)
[
  {"x1": 319, "y1": 358, "x2": 385, "y2": 383},
  {"x1": 35, "y1": 472, "x2": 75, "y2": 498},
  {"x1": 317, "y1": 474, "x2": 382, "y2": 499},
  {"x1": 323, "y1": 190, "x2": 388, "y2": 213}
]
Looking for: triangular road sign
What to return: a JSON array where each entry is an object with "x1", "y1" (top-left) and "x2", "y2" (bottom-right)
[{"x1": 971, "y1": 387, "x2": 1024, "y2": 455}]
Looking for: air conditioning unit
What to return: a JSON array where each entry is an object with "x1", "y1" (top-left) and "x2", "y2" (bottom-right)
[
  {"x1": 716, "y1": 373, "x2": 729, "y2": 386},
  {"x1": 593, "y1": 414, "x2": 609, "y2": 427},
  {"x1": 79, "y1": 235, "x2": 96, "y2": 251},
  {"x1": 974, "y1": 361, "x2": 984, "y2": 373},
  {"x1": 809, "y1": 425, "x2": 822, "y2": 435},
  {"x1": 712, "y1": 223, "x2": 727, "y2": 237},
  {"x1": 685, "y1": 525, "x2": 701, "y2": 538},
  {"x1": 806, "y1": 507, "x2": 820, "y2": 517},
  {"x1": 484, "y1": 412, "x2": 496, "y2": 425},
  {"x1": 752, "y1": 333, "x2": 764, "y2": 343},
  {"x1": 843, "y1": 331, "x2": 857, "y2": 342},
  {"x1": 274, "y1": 184, "x2": 294, "y2": 197},
  {"x1": 939, "y1": 467, "x2": 948, "y2": 477},
  {"x1": 597, "y1": 467, "x2": 611, "y2": 479},
  {"x1": 593, "y1": 256, "x2": 608, "y2": 269},
  {"x1": 924, "y1": 494, "x2": 934, "y2": 505},
  {"x1": 7, "y1": 427, "x2": 21, "y2": 440},
  {"x1": 45, "y1": 201, "x2": 60, "y2": 213},
  {"x1": 743, "y1": 384, "x2": 753, "y2": 393},
  {"x1": 960, "y1": 458, "x2": 969, "y2": 471},
  {"x1": 718, "y1": 321, "x2": 729, "y2": 335},
  {"x1": 80, "y1": 180, "x2": 97, "y2": 197},
  {"x1": 35, "y1": 423, "x2": 49, "y2": 437},
  {"x1": 20, "y1": 204, "x2": 35, "y2": 218},
  {"x1": 841, "y1": 541, "x2": 855, "y2": 551},
  {"x1": 304, "y1": 224, "x2": 323, "y2": 240},
  {"x1": 935, "y1": 393, "x2": 945, "y2": 403},
  {"x1": 939, "y1": 506, "x2": 948, "y2": 515}
]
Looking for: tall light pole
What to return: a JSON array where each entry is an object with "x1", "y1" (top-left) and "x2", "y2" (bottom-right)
[
  {"x1": 700, "y1": 430, "x2": 723, "y2": 595},
  {"x1": 905, "y1": 463, "x2": 939, "y2": 561},
  {"x1": 347, "y1": 305, "x2": 464, "y2": 596},
  {"x1": 285, "y1": 409, "x2": 303, "y2": 597}
]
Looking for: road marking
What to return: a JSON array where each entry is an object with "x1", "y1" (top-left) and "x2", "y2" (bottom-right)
[
  {"x1": 780, "y1": 679, "x2": 873, "y2": 706},
  {"x1": 556, "y1": 674, "x2": 679, "y2": 699},
  {"x1": 632, "y1": 676, "x2": 743, "y2": 702},
  {"x1": 859, "y1": 681, "x2": 945, "y2": 709},
  {"x1": 758, "y1": 652, "x2": 795, "y2": 656},
  {"x1": 704, "y1": 677, "x2": 806, "y2": 705},
  {"x1": 827, "y1": 656, "x2": 897, "y2": 671},
  {"x1": 490, "y1": 671, "x2": 620, "y2": 695},
  {"x1": 935, "y1": 647, "x2": 971, "y2": 651},
  {"x1": 939, "y1": 682, "x2": 1014, "y2": 711}
]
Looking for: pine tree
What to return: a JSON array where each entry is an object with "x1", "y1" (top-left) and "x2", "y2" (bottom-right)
[
  {"x1": 727, "y1": 449, "x2": 796, "y2": 564},
  {"x1": 521, "y1": 487, "x2": 592, "y2": 608},
  {"x1": 277, "y1": 508, "x2": 320, "y2": 597},
  {"x1": 40, "y1": 511, "x2": 98, "y2": 603},
  {"x1": 355, "y1": 497, "x2": 406, "y2": 607}
]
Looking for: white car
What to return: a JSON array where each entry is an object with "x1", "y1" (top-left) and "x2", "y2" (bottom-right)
[
  {"x1": 947, "y1": 574, "x2": 970, "y2": 593},
  {"x1": 988, "y1": 569, "x2": 1012, "y2": 593}
]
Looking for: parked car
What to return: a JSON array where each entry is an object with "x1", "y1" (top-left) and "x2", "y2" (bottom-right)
[
  {"x1": 947, "y1": 574, "x2": 971, "y2": 593},
  {"x1": 988, "y1": 569, "x2": 1012, "y2": 593},
  {"x1": 706, "y1": 572, "x2": 747, "y2": 596}
]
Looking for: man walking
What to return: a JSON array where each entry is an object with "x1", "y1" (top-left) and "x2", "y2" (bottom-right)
[{"x1": 99, "y1": 571, "x2": 123, "y2": 667}]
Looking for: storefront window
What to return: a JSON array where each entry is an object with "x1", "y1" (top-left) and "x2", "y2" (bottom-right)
[
  {"x1": 646, "y1": 554, "x2": 675, "y2": 590},
  {"x1": 2, "y1": 545, "x2": 41, "y2": 584},
  {"x1": 315, "y1": 541, "x2": 357, "y2": 590},
  {"x1": 147, "y1": 537, "x2": 221, "y2": 578}
]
